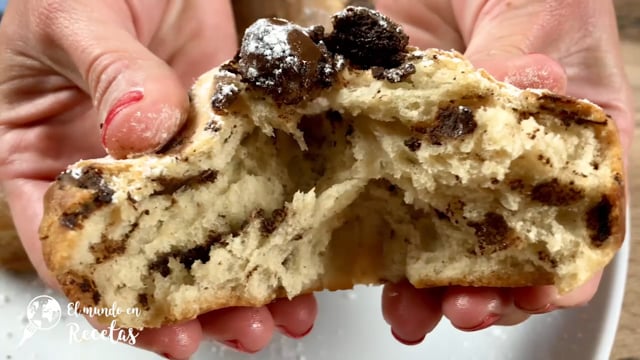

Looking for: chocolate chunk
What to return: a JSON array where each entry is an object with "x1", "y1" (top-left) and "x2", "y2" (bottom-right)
[
  {"x1": 137, "y1": 294, "x2": 150, "y2": 311},
  {"x1": 178, "y1": 243, "x2": 213, "y2": 270},
  {"x1": 158, "y1": 135, "x2": 186, "y2": 153},
  {"x1": 60, "y1": 203, "x2": 93, "y2": 229},
  {"x1": 211, "y1": 77, "x2": 241, "y2": 114},
  {"x1": 531, "y1": 179, "x2": 584, "y2": 206},
  {"x1": 538, "y1": 94, "x2": 607, "y2": 126},
  {"x1": 149, "y1": 231, "x2": 229, "y2": 277},
  {"x1": 152, "y1": 170, "x2": 218, "y2": 196},
  {"x1": 586, "y1": 196, "x2": 613, "y2": 247},
  {"x1": 61, "y1": 271, "x2": 101, "y2": 306},
  {"x1": 90, "y1": 235, "x2": 128, "y2": 264},
  {"x1": 326, "y1": 7, "x2": 409, "y2": 69},
  {"x1": 537, "y1": 250, "x2": 558, "y2": 268},
  {"x1": 238, "y1": 18, "x2": 336, "y2": 105},
  {"x1": 508, "y1": 179, "x2": 526, "y2": 192},
  {"x1": 260, "y1": 208, "x2": 288, "y2": 235},
  {"x1": 57, "y1": 167, "x2": 115, "y2": 229},
  {"x1": 468, "y1": 212, "x2": 515, "y2": 255},
  {"x1": 614, "y1": 173, "x2": 624, "y2": 186},
  {"x1": 371, "y1": 63, "x2": 416, "y2": 83},
  {"x1": 58, "y1": 167, "x2": 114, "y2": 204},
  {"x1": 149, "y1": 257, "x2": 171, "y2": 277},
  {"x1": 434, "y1": 208, "x2": 450, "y2": 221},
  {"x1": 404, "y1": 137, "x2": 422, "y2": 152},
  {"x1": 428, "y1": 106, "x2": 477, "y2": 145}
]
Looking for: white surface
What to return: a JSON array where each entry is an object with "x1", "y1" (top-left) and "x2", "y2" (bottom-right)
[{"x1": 0, "y1": 212, "x2": 629, "y2": 360}]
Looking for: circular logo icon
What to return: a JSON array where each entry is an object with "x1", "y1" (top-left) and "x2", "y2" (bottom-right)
[{"x1": 26, "y1": 295, "x2": 62, "y2": 331}]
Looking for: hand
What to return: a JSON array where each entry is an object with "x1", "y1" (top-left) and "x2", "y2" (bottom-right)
[
  {"x1": 376, "y1": 0, "x2": 633, "y2": 345},
  {"x1": 0, "y1": 1, "x2": 316, "y2": 358}
]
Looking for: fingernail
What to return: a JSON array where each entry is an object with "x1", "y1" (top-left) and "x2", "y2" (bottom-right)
[
  {"x1": 222, "y1": 339, "x2": 258, "y2": 354},
  {"x1": 457, "y1": 313, "x2": 500, "y2": 332},
  {"x1": 102, "y1": 90, "x2": 144, "y2": 146},
  {"x1": 390, "y1": 328, "x2": 425, "y2": 346},
  {"x1": 516, "y1": 303, "x2": 557, "y2": 314},
  {"x1": 277, "y1": 324, "x2": 314, "y2": 339}
]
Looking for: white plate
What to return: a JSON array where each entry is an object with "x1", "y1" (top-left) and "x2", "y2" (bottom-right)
[{"x1": 0, "y1": 211, "x2": 629, "y2": 360}]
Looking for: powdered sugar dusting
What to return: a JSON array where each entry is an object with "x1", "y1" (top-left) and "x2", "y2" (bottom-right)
[{"x1": 241, "y1": 19, "x2": 300, "y2": 88}]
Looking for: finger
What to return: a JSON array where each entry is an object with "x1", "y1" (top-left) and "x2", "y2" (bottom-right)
[
  {"x1": 376, "y1": 0, "x2": 465, "y2": 50},
  {"x1": 513, "y1": 270, "x2": 603, "y2": 313},
  {"x1": 267, "y1": 294, "x2": 317, "y2": 339},
  {"x1": 199, "y1": 306, "x2": 275, "y2": 354},
  {"x1": 441, "y1": 287, "x2": 509, "y2": 331},
  {"x1": 88, "y1": 317, "x2": 203, "y2": 360},
  {"x1": 30, "y1": 0, "x2": 188, "y2": 158},
  {"x1": 381, "y1": 281, "x2": 443, "y2": 345},
  {"x1": 473, "y1": 53, "x2": 568, "y2": 94}
]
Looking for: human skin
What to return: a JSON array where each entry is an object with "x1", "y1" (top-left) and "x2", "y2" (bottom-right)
[
  {"x1": 0, "y1": 0, "x2": 633, "y2": 357},
  {"x1": 377, "y1": 0, "x2": 633, "y2": 345}
]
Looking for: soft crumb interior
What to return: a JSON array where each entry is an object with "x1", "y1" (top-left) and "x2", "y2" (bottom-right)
[{"x1": 78, "y1": 53, "x2": 618, "y2": 327}]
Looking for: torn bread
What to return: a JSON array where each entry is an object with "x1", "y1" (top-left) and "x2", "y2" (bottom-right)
[{"x1": 39, "y1": 7, "x2": 625, "y2": 328}]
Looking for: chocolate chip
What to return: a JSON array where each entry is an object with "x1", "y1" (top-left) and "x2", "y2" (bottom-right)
[
  {"x1": 468, "y1": 213, "x2": 515, "y2": 255},
  {"x1": 586, "y1": 196, "x2": 613, "y2": 247},
  {"x1": 404, "y1": 137, "x2": 422, "y2": 152},
  {"x1": 428, "y1": 106, "x2": 477, "y2": 145},
  {"x1": 326, "y1": 7, "x2": 409, "y2": 69},
  {"x1": 371, "y1": 63, "x2": 416, "y2": 83},
  {"x1": 531, "y1": 179, "x2": 584, "y2": 206},
  {"x1": 152, "y1": 170, "x2": 218, "y2": 196}
]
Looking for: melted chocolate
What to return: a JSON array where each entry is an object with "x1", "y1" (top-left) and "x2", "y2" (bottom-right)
[{"x1": 237, "y1": 18, "x2": 336, "y2": 105}]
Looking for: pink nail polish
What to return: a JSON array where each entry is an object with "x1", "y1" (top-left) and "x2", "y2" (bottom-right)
[
  {"x1": 222, "y1": 339, "x2": 258, "y2": 354},
  {"x1": 277, "y1": 324, "x2": 314, "y2": 339},
  {"x1": 102, "y1": 90, "x2": 144, "y2": 146},
  {"x1": 458, "y1": 313, "x2": 501, "y2": 332},
  {"x1": 390, "y1": 328, "x2": 426, "y2": 346}
]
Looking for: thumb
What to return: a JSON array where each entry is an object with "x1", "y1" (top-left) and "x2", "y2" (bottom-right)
[
  {"x1": 38, "y1": 1, "x2": 188, "y2": 159},
  {"x1": 452, "y1": 0, "x2": 567, "y2": 93}
]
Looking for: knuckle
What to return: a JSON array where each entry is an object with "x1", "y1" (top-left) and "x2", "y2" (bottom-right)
[{"x1": 84, "y1": 51, "x2": 131, "y2": 108}]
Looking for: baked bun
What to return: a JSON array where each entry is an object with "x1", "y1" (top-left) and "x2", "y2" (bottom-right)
[{"x1": 39, "y1": 7, "x2": 625, "y2": 328}]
